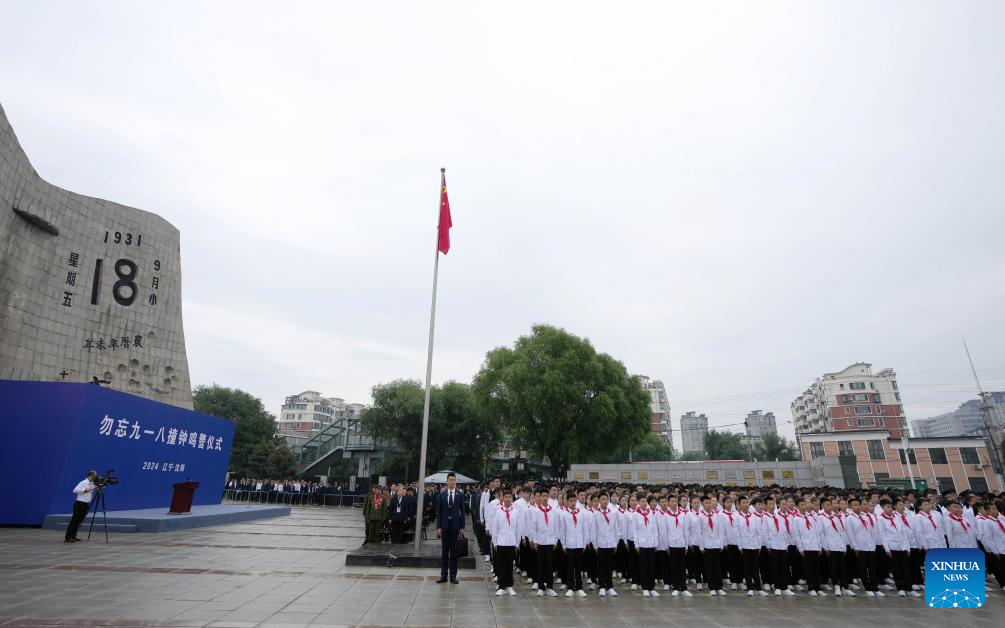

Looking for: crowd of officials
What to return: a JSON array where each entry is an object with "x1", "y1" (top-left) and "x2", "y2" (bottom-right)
[{"x1": 471, "y1": 478, "x2": 1005, "y2": 600}]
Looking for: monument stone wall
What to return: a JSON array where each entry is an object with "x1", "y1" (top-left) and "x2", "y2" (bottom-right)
[{"x1": 0, "y1": 102, "x2": 193, "y2": 408}]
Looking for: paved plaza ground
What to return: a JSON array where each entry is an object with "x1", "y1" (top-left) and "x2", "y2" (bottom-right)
[{"x1": 1, "y1": 506, "x2": 1002, "y2": 627}]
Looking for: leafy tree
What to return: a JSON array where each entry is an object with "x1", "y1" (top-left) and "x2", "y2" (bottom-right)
[
  {"x1": 266, "y1": 442, "x2": 296, "y2": 478},
  {"x1": 248, "y1": 441, "x2": 274, "y2": 478},
  {"x1": 679, "y1": 451, "x2": 706, "y2": 461},
  {"x1": 753, "y1": 432, "x2": 800, "y2": 461},
  {"x1": 193, "y1": 384, "x2": 279, "y2": 477},
  {"x1": 703, "y1": 429, "x2": 746, "y2": 460},
  {"x1": 594, "y1": 432, "x2": 674, "y2": 463},
  {"x1": 361, "y1": 379, "x2": 501, "y2": 480},
  {"x1": 472, "y1": 324, "x2": 651, "y2": 473}
]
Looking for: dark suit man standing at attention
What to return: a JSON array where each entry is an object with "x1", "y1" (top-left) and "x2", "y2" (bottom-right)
[{"x1": 436, "y1": 472, "x2": 466, "y2": 583}]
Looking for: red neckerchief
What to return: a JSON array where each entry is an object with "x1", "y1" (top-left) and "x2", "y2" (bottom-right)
[
  {"x1": 949, "y1": 513, "x2": 970, "y2": 531},
  {"x1": 996, "y1": 517, "x2": 1005, "y2": 535},
  {"x1": 779, "y1": 512, "x2": 791, "y2": 534},
  {"x1": 638, "y1": 507, "x2": 650, "y2": 527},
  {"x1": 741, "y1": 512, "x2": 751, "y2": 527},
  {"x1": 669, "y1": 509, "x2": 682, "y2": 527},
  {"x1": 539, "y1": 504, "x2": 551, "y2": 525},
  {"x1": 824, "y1": 513, "x2": 838, "y2": 532},
  {"x1": 881, "y1": 513, "x2": 897, "y2": 528},
  {"x1": 770, "y1": 513, "x2": 780, "y2": 532},
  {"x1": 618, "y1": 507, "x2": 626, "y2": 514},
  {"x1": 704, "y1": 510, "x2": 715, "y2": 530},
  {"x1": 855, "y1": 513, "x2": 870, "y2": 528},
  {"x1": 802, "y1": 513, "x2": 811, "y2": 530},
  {"x1": 899, "y1": 513, "x2": 910, "y2": 528},
  {"x1": 724, "y1": 511, "x2": 735, "y2": 526},
  {"x1": 569, "y1": 508, "x2": 580, "y2": 526},
  {"x1": 753, "y1": 511, "x2": 765, "y2": 519},
  {"x1": 502, "y1": 506, "x2": 512, "y2": 525},
  {"x1": 920, "y1": 512, "x2": 936, "y2": 529},
  {"x1": 599, "y1": 508, "x2": 611, "y2": 524}
]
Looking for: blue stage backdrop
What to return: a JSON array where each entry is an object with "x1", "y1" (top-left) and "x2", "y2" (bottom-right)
[{"x1": 0, "y1": 380, "x2": 234, "y2": 525}]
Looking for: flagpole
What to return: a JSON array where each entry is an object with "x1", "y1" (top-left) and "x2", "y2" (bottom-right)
[{"x1": 413, "y1": 168, "x2": 444, "y2": 552}]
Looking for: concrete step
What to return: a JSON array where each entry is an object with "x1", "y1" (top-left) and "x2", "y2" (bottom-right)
[{"x1": 45, "y1": 521, "x2": 139, "y2": 533}]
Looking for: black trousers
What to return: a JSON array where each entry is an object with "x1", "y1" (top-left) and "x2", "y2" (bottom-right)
[
  {"x1": 826, "y1": 550, "x2": 847, "y2": 589},
  {"x1": 687, "y1": 545, "x2": 703, "y2": 584},
  {"x1": 554, "y1": 543, "x2": 566, "y2": 583},
  {"x1": 390, "y1": 520, "x2": 404, "y2": 544},
  {"x1": 668, "y1": 547, "x2": 687, "y2": 591},
  {"x1": 626, "y1": 541, "x2": 640, "y2": 584},
  {"x1": 769, "y1": 548, "x2": 789, "y2": 590},
  {"x1": 759, "y1": 547, "x2": 772, "y2": 587},
  {"x1": 875, "y1": 545, "x2": 890, "y2": 583},
  {"x1": 638, "y1": 547, "x2": 656, "y2": 591},
  {"x1": 566, "y1": 548, "x2": 584, "y2": 591},
  {"x1": 495, "y1": 545, "x2": 515, "y2": 589},
  {"x1": 655, "y1": 549, "x2": 668, "y2": 583},
  {"x1": 703, "y1": 548, "x2": 723, "y2": 591},
  {"x1": 521, "y1": 540, "x2": 535, "y2": 580},
  {"x1": 909, "y1": 548, "x2": 924, "y2": 585},
  {"x1": 598, "y1": 547, "x2": 614, "y2": 589},
  {"x1": 787, "y1": 545, "x2": 803, "y2": 583},
  {"x1": 890, "y1": 550, "x2": 910, "y2": 592},
  {"x1": 536, "y1": 544, "x2": 555, "y2": 589},
  {"x1": 742, "y1": 548, "x2": 762, "y2": 590},
  {"x1": 725, "y1": 544, "x2": 740, "y2": 583},
  {"x1": 802, "y1": 550, "x2": 821, "y2": 591},
  {"x1": 615, "y1": 540, "x2": 627, "y2": 575},
  {"x1": 440, "y1": 524, "x2": 460, "y2": 578},
  {"x1": 65, "y1": 500, "x2": 90, "y2": 540},
  {"x1": 989, "y1": 553, "x2": 1005, "y2": 588},
  {"x1": 855, "y1": 550, "x2": 878, "y2": 591},
  {"x1": 585, "y1": 546, "x2": 597, "y2": 581}
]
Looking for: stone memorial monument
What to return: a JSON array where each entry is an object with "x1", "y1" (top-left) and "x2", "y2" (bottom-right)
[{"x1": 0, "y1": 102, "x2": 193, "y2": 408}]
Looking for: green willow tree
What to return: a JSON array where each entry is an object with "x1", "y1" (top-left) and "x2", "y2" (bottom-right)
[{"x1": 471, "y1": 324, "x2": 651, "y2": 473}]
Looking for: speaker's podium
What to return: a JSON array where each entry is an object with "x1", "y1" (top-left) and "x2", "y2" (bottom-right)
[{"x1": 168, "y1": 481, "x2": 200, "y2": 515}]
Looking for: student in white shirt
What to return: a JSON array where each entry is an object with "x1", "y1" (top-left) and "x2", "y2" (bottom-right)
[
  {"x1": 737, "y1": 496, "x2": 767, "y2": 596},
  {"x1": 763, "y1": 497, "x2": 795, "y2": 596},
  {"x1": 685, "y1": 495, "x2": 705, "y2": 590},
  {"x1": 913, "y1": 498, "x2": 945, "y2": 551},
  {"x1": 592, "y1": 492, "x2": 619, "y2": 596},
  {"x1": 794, "y1": 499, "x2": 824, "y2": 596},
  {"x1": 632, "y1": 494, "x2": 660, "y2": 597},
  {"x1": 719, "y1": 495, "x2": 742, "y2": 590},
  {"x1": 696, "y1": 495, "x2": 726, "y2": 596},
  {"x1": 979, "y1": 501, "x2": 1005, "y2": 591},
  {"x1": 819, "y1": 497, "x2": 852, "y2": 596},
  {"x1": 661, "y1": 495, "x2": 690, "y2": 596},
  {"x1": 945, "y1": 500, "x2": 977, "y2": 548},
  {"x1": 845, "y1": 497, "x2": 882, "y2": 596},
  {"x1": 558, "y1": 491, "x2": 588, "y2": 597},
  {"x1": 64, "y1": 470, "x2": 97, "y2": 543},
  {"x1": 530, "y1": 489, "x2": 559, "y2": 597},
  {"x1": 877, "y1": 498, "x2": 918, "y2": 597},
  {"x1": 491, "y1": 491, "x2": 519, "y2": 596}
]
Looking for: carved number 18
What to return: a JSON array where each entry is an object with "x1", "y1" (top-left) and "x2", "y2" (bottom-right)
[{"x1": 90, "y1": 258, "x2": 139, "y2": 306}]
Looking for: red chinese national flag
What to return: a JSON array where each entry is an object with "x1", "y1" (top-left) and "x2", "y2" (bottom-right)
[{"x1": 438, "y1": 172, "x2": 452, "y2": 255}]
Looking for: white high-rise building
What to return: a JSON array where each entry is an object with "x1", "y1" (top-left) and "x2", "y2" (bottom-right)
[
  {"x1": 745, "y1": 410, "x2": 777, "y2": 438},
  {"x1": 277, "y1": 391, "x2": 367, "y2": 449},
  {"x1": 680, "y1": 411, "x2": 708, "y2": 455},
  {"x1": 638, "y1": 375, "x2": 673, "y2": 450},
  {"x1": 790, "y1": 363, "x2": 906, "y2": 442}
]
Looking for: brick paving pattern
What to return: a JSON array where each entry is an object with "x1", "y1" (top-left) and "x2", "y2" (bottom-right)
[{"x1": 1, "y1": 507, "x2": 1002, "y2": 627}]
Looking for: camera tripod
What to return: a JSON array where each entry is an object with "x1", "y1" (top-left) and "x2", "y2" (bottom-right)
[{"x1": 85, "y1": 484, "x2": 110, "y2": 543}]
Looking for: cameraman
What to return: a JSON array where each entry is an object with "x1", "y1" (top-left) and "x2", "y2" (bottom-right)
[{"x1": 65, "y1": 470, "x2": 97, "y2": 543}]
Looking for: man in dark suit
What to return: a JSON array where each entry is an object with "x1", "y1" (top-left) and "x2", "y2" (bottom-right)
[
  {"x1": 436, "y1": 472, "x2": 466, "y2": 584},
  {"x1": 389, "y1": 486, "x2": 409, "y2": 544}
]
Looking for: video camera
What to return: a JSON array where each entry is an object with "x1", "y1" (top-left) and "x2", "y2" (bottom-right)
[{"x1": 94, "y1": 469, "x2": 119, "y2": 487}]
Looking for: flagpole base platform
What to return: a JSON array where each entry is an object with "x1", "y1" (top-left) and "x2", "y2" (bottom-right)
[{"x1": 345, "y1": 530, "x2": 476, "y2": 569}]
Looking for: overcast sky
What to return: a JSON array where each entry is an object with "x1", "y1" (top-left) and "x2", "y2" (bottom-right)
[{"x1": 3, "y1": 2, "x2": 1003, "y2": 443}]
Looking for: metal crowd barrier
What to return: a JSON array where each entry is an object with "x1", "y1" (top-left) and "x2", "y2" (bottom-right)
[{"x1": 222, "y1": 489, "x2": 365, "y2": 507}]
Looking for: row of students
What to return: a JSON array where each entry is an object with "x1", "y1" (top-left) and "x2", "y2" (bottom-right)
[{"x1": 481, "y1": 484, "x2": 1005, "y2": 599}]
